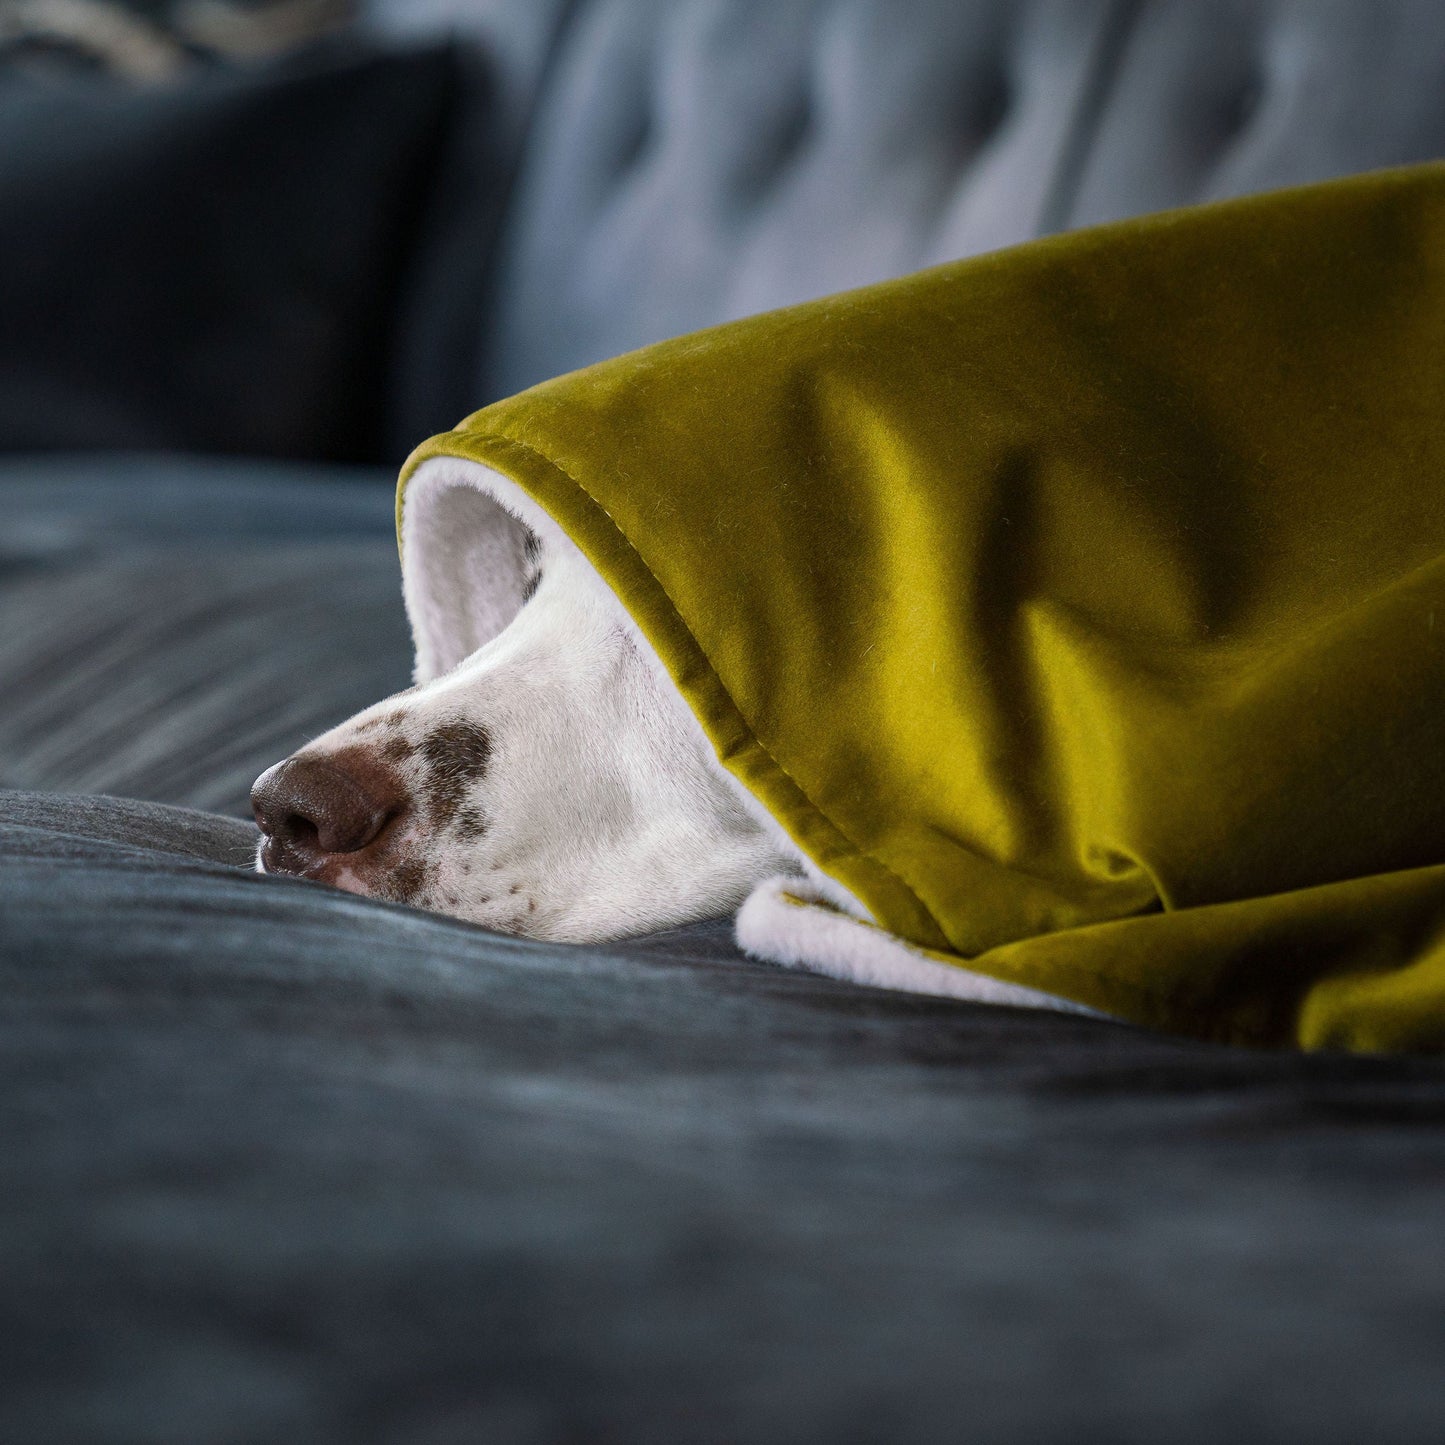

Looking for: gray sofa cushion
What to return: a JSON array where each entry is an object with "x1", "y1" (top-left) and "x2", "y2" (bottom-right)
[
  {"x1": 5, "y1": 790, "x2": 1445, "y2": 1443},
  {"x1": 0, "y1": 455, "x2": 410, "y2": 813}
]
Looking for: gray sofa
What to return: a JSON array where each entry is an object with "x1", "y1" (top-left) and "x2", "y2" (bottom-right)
[{"x1": 5, "y1": 4, "x2": 1445, "y2": 1441}]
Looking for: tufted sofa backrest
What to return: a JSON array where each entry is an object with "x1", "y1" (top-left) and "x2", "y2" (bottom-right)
[
  {"x1": 445, "y1": 0, "x2": 1445, "y2": 404},
  {"x1": 1070, "y1": 0, "x2": 1445, "y2": 225},
  {"x1": 477, "y1": 0, "x2": 1119, "y2": 400}
]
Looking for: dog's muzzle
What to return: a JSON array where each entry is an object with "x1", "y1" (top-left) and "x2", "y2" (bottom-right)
[{"x1": 251, "y1": 754, "x2": 403, "y2": 877}]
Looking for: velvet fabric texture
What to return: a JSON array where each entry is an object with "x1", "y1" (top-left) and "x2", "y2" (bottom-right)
[{"x1": 400, "y1": 163, "x2": 1445, "y2": 1052}]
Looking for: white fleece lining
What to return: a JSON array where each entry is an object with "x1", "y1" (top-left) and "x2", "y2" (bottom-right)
[
  {"x1": 737, "y1": 875, "x2": 1107, "y2": 1015},
  {"x1": 401, "y1": 454, "x2": 1095, "y2": 1018}
]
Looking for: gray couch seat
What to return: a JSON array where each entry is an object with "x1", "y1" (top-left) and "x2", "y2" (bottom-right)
[
  {"x1": 7, "y1": 788, "x2": 1445, "y2": 1444},
  {"x1": 0, "y1": 454, "x2": 409, "y2": 813},
  {"x1": 4, "y1": 456, "x2": 1445, "y2": 1443}
]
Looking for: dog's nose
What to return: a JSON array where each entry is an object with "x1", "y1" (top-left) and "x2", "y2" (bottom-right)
[{"x1": 251, "y1": 755, "x2": 400, "y2": 871}]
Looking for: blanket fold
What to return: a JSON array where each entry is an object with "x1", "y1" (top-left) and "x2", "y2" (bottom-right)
[{"x1": 400, "y1": 162, "x2": 1445, "y2": 1051}]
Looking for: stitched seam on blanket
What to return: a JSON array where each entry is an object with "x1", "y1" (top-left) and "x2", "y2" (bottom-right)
[{"x1": 448, "y1": 427, "x2": 942, "y2": 936}]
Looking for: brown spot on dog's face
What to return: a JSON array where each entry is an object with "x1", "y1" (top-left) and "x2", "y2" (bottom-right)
[
  {"x1": 454, "y1": 805, "x2": 488, "y2": 841},
  {"x1": 418, "y1": 720, "x2": 493, "y2": 829},
  {"x1": 381, "y1": 857, "x2": 431, "y2": 906},
  {"x1": 381, "y1": 733, "x2": 415, "y2": 763},
  {"x1": 358, "y1": 704, "x2": 413, "y2": 734}
]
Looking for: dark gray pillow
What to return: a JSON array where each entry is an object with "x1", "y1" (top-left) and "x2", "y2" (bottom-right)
[{"x1": 0, "y1": 42, "x2": 463, "y2": 462}]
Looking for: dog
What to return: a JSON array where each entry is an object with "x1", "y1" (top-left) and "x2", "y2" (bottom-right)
[
  {"x1": 251, "y1": 512, "x2": 803, "y2": 942},
  {"x1": 251, "y1": 459, "x2": 1084, "y2": 1016}
]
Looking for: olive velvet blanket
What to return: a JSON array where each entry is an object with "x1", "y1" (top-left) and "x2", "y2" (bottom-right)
[{"x1": 399, "y1": 163, "x2": 1445, "y2": 1053}]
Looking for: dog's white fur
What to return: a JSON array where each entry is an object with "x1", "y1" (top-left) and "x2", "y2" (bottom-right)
[
  {"x1": 256, "y1": 456, "x2": 1089, "y2": 1015},
  {"x1": 282, "y1": 510, "x2": 799, "y2": 940}
]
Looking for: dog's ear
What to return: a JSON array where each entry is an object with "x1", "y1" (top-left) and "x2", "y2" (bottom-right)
[{"x1": 399, "y1": 464, "x2": 536, "y2": 682}]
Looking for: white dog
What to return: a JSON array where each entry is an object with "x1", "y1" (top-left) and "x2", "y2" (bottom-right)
[
  {"x1": 252, "y1": 513, "x2": 800, "y2": 940},
  {"x1": 252, "y1": 457, "x2": 1084, "y2": 1016}
]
